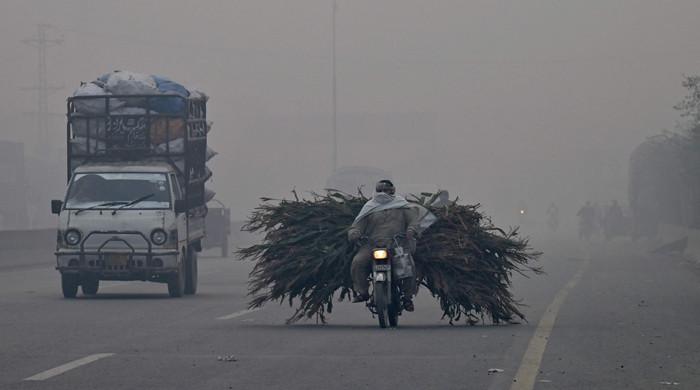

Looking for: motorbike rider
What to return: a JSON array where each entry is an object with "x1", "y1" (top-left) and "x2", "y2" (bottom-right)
[{"x1": 348, "y1": 180, "x2": 420, "y2": 311}]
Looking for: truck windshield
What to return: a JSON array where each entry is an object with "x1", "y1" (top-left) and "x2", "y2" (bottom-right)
[{"x1": 65, "y1": 173, "x2": 171, "y2": 210}]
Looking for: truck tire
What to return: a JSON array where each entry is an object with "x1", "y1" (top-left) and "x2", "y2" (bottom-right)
[
  {"x1": 168, "y1": 252, "x2": 186, "y2": 298},
  {"x1": 184, "y1": 249, "x2": 198, "y2": 295},
  {"x1": 61, "y1": 274, "x2": 79, "y2": 298},
  {"x1": 81, "y1": 277, "x2": 99, "y2": 295}
]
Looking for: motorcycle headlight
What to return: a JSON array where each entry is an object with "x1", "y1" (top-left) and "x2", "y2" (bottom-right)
[
  {"x1": 373, "y1": 249, "x2": 388, "y2": 260},
  {"x1": 150, "y1": 229, "x2": 168, "y2": 246},
  {"x1": 64, "y1": 229, "x2": 82, "y2": 246}
]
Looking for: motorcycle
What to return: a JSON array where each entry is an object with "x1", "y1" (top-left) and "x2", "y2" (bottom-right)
[{"x1": 361, "y1": 234, "x2": 415, "y2": 328}]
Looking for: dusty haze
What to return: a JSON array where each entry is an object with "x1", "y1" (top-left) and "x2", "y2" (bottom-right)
[{"x1": 1, "y1": 0, "x2": 699, "y2": 230}]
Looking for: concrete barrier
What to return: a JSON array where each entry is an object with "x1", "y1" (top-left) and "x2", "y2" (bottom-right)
[
  {"x1": 657, "y1": 223, "x2": 700, "y2": 261},
  {"x1": 0, "y1": 229, "x2": 55, "y2": 269}
]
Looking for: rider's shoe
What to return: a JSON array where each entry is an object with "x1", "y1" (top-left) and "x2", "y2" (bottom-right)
[
  {"x1": 352, "y1": 293, "x2": 369, "y2": 303},
  {"x1": 402, "y1": 298, "x2": 415, "y2": 312}
]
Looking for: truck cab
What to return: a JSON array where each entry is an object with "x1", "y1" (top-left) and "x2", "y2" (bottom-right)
[{"x1": 53, "y1": 162, "x2": 201, "y2": 298}]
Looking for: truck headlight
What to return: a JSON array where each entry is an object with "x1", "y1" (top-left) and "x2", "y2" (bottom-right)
[
  {"x1": 150, "y1": 229, "x2": 168, "y2": 246},
  {"x1": 64, "y1": 229, "x2": 82, "y2": 246}
]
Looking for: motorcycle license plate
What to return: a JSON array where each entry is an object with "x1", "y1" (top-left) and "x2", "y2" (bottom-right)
[
  {"x1": 374, "y1": 264, "x2": 390, "y2": 271},
  {"x1": 105, "y1": 254, "x2": 129, "y2": 267}
]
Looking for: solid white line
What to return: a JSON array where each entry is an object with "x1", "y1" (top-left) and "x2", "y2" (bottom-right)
[
  {"x1": 510, "y1": 258, "x2": 590, "y2": 390},
  {"x1": 24, "y1": 353, "x2": 115, "y2": 381},
  {"x1": 216, "y1": 308, "x2": 260, "y2": 320}
]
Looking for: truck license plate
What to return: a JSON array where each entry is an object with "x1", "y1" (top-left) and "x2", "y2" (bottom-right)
[{"x1": 105, "y1": 254, "x2": 129, "y2": 266}]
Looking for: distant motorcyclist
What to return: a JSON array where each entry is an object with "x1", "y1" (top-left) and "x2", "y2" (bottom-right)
[
  {"x1": 348, "y1": 180, "x2": 420, "y2": 311},
  {"x1": 577, "y1": 201, "x2": 596, "y2": 241}
]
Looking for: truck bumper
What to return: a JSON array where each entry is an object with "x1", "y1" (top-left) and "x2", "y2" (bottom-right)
[{"x1": 55, "y1": 250, "x2": 180, "y2": 281}]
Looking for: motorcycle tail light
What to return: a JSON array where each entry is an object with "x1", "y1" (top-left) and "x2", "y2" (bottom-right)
[{"x1": 373, "y1": 249, "x2": 388, "y2": 260}]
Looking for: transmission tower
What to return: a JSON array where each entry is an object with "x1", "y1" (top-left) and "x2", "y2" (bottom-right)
[{"x1": 22, "y1": 24, "x2": 63, "y2": 157}]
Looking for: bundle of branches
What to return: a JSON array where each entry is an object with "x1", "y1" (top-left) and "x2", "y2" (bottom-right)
[{"x1": 237, "y1": 191, "x2": 541, "y2": 324}]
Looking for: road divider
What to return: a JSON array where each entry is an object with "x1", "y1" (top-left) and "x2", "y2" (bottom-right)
[
  {"x1": 0, "y1": 228, "x2": 54, "y2": 250},
  {"x1": 0, "y1": 228, "x2": 55, "y2": 269},
  {"x1": 216, "y1": 308, "x2": 260, "y2": 320},
  {"x1": 24, "y1": 353, "x2": 115, "y2": 381}
]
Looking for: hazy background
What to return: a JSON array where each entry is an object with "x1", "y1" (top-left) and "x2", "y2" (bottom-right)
[{"x1": 1, "y1": 0, "x2": 699, "y2": 231}]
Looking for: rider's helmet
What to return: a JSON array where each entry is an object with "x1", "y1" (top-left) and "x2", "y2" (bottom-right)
[{"x1": 375, "y1": 179, "x2": 395, "y2": 195}]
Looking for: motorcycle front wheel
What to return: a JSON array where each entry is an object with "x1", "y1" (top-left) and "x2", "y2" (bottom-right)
[
  {"x1": 373, "y1": 283, "x2": 390, "y2": 328},
  {"x1": 388, "y1": 285, "x2": 400, "y2": 327}
]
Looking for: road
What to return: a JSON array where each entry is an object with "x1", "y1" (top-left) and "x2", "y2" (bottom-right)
[{"x1": 1, "y1": 237, "x2": 699, "y2": 389}]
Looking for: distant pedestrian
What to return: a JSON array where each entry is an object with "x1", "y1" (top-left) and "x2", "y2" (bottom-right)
[
  {"x1": 577, "y1": 201, "x2": 596, "y2": 241},
  {"x1": 603, "y1": 200, "x2": 624, "y2": 240}
]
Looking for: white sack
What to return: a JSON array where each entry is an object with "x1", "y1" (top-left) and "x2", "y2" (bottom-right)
[
  {"x1": 73, "y1": 82, "x2": 125, "y2": 114},
  {"x1": 204, "y1": 188, "x2": 216, "y2": 203},
  {"x1": 105, "y1": 71, "x2": 157, "y2": 95}
]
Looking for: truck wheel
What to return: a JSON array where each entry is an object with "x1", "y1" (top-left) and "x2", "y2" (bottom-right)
[
  {"x1": 184, "y1": 250, "x2": 198, "y2": 295},
  {"x1": 168, "y1": 253, "x2": 186, "y2": 298},
  {"x1": 61, "y1": 274, "x2": 79, "y2": 298},
  {"x1": 81, "y1": 277, "x2": 99, "y2": 296}
]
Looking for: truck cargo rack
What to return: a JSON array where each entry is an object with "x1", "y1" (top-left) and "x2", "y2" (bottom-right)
[{"x1": 66, "y1": 94, "x2": 209, "y2": 207}]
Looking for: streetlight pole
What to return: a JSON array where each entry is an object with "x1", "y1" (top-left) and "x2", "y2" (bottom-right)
[{"x1": 331, "y1": 0, "x2": 338, "y2": 173}]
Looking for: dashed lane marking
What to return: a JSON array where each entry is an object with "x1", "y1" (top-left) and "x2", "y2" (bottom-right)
[
  {"x1": 510, "y1": 257, "x2": 591, "y2": 390},
  {"x1": 24, "y1": 353, "x2": 115, "y2": 381},
  {"x1": 216, "y1": 308, "x2": 261, "y2": 320}
]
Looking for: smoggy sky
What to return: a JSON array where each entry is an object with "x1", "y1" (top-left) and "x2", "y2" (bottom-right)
[{"x1": 1, "y1": 0, "x2": 699, "y2": 226}]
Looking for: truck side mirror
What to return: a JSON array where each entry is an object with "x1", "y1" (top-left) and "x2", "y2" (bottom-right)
[
  {"x1": 174, "y1": 200, "x2": 187, "y2": 214},
  {"x1": 51, "y1": 200, "x2": 63, "y2": 215}
]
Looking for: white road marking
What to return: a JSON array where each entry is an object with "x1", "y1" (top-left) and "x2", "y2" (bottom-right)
[
  {"x1": 24, "y1": 353, "x2": 115, "y2": 381},
  {"x1": 216, "y1": 308, "x2": 261, "y2": 320},
  {"x1": 510, "y1": 258, "x2": 591, "y2": 390}
]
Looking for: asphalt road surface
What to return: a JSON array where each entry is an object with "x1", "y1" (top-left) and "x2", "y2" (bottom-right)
[{"x1": 1, "y1": 237, "x2": 699, "y2": 389}]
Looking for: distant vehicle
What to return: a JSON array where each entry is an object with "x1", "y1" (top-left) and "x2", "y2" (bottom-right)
[
  {"x1": 203, "y1": 199, "x2": 231, "y2": 257},
  {"x1": 51, "y1": 92, "x2": 211, "y2": 298}
]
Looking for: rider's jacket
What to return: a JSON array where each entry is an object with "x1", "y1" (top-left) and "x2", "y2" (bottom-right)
[{"x1": 348, "y1": 207, "x2": 419, "y2": 247}]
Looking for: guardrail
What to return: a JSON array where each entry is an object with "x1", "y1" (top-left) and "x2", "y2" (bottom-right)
[{"x1": 0, "y1": 229, "x2": 55, "y2": 269}]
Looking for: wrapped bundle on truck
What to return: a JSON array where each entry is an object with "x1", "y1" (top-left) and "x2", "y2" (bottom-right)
[{"x1": 51, "y1": 71, "x2": 215, "y2": 298}]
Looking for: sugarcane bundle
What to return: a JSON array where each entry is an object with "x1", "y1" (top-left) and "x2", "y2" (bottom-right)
[{"x1": 237, "y1": 191, "x2": 541, "y2": 325}]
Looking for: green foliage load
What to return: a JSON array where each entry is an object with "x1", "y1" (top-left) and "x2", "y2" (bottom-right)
[{"x1": 237, "y1": 191, "x2": 542, "y2": 325}]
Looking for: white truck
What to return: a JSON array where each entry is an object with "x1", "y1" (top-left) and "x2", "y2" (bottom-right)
[{"x1": 51, "y1": 92, "x2": 211, "y2": 298}]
